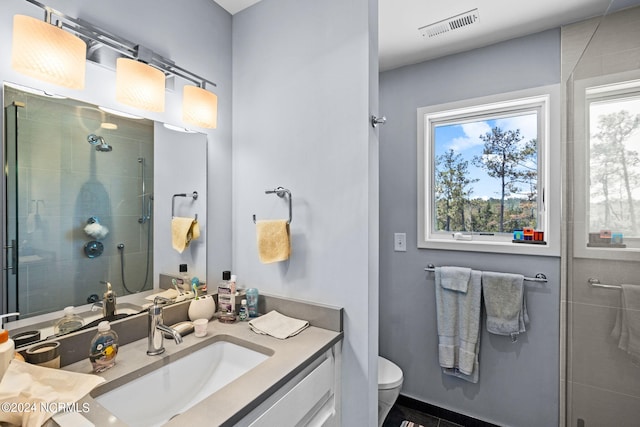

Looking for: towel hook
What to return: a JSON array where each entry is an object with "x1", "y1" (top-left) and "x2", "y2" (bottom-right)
[
  {"x1": 172, "y1": 191, "x2": 198, "y2": 220},
  {"x1": 252, "y1": 187, "x2": 292, "y2": 224}
]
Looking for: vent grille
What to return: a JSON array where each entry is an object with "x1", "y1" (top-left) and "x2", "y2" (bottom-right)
[{"x1": 419, "y1": 9, "x2": 479, "y2": 39}]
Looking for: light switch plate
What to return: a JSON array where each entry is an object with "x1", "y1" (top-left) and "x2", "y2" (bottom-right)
[{"x1": 394, "y1": 233, "x2": 406, "y2": 252}]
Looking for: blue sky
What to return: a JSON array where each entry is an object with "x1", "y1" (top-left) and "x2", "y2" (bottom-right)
[{"x1": 434, "y1": 113, "x2": 538, "y2": 199}]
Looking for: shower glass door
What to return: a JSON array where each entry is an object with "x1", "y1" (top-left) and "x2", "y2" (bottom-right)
[
  {"x1": 3, "y1": 84, "x2": 155, "y2": 319},
  {"x1": 564, "y1": 3, "x2": 640, "y2": 426},
  {"x1": 4, "y1": 103, "x2": 19, "y2": 315}
]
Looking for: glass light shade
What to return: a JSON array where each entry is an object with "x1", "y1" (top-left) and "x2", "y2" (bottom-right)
[
  {"x1": 182, "y1": 85, "x2": 218, "y2": 129},
  {"x1": 11, "y1": 15, "x2": 86, "y2": 90},
  {"x1": 116, "y1": 58, "x2": 165, "y2": 112}
]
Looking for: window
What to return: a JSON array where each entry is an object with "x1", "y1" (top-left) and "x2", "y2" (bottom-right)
[
  {"x1": 585, "y1": 81, "x2": 640, "y2": 250},
  {"x1": 417, "y1": 87, "x2": 558, "y2": 254}
]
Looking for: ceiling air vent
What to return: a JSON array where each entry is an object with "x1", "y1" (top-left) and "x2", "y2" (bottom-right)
[{"x1": 419, "y1": 8, "x2": 479, "y2": 39}]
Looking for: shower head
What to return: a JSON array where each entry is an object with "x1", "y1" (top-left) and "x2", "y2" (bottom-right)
[
  {"x1": 87, "y1": 134, "x2": 113, "y2": 152},
  {"x1": 95, "y1": 142, "x2": 113, "y2": 152}
]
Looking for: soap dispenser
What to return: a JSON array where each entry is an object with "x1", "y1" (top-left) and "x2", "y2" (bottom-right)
[
  {"x1": 0, "y1": 312, "x2": 19, "y2": 381},
  {"x1": 102, "y1": 281, "x2": 116, "y2": 318},
  {"x1": 54, "y1": 306, "x2": 84, "y2": 335}
]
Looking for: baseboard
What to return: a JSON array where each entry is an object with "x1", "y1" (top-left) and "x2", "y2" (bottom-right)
[{"x1": 396, "y1": 394, "x2": 501, "y2": 427}]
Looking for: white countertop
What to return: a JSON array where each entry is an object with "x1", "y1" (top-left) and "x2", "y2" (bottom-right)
[{"x1": 61, "y1": 313, "x2": 342, "y2": 426}]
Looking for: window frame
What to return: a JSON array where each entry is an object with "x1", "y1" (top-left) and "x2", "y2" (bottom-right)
[
  {"x1": 417, "y1": 85, "x2": 560, "y2": 256},
  {"x1": 573, "y1": 71, "x2": 640, "y2": 260}
]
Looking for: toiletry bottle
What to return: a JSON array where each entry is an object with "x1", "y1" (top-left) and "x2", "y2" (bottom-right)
[
  {"x1": 179, "y1": 264, "x2": 191, "y2": 292},
  {"x1": 246, "y1": 288, "x2": 259, "y2": 318},
  {"x1": 0, "y1": 312, "x2": 19, "y2": 381},
  {"x1": 218, "y1": 271, "x2": 234, "y2": 314},
  {"x1": 229, "y1": 274, "x2": 237, "y2": 294},
  {"x1": 54, "y1": 306, "x2": 84, "y2": 335},
  {"x1": 89, "y1": 321, "x2": 118, "y2": 373},
  {"x1": 220, "y1": 270, "x2": 231, "y2": 287},
  {"x1": 239, "y1": 299, "x2": 248, "y2": 321}
]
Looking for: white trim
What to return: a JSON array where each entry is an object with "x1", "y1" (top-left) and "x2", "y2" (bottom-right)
[
  {"x1": 572, "y1": 70, "x2": 640, "y2": 261},
  {"x1": 417, "y1": 85, "x2": 561, "y2": 256}
]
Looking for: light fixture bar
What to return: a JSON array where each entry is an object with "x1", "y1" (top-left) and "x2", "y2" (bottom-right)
[{"x1": 23, "y1": 0, "x2": 217, "y2": 89}]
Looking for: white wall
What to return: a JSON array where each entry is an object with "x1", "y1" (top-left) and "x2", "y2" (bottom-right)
[
  {"x1": 231, "y1": 0, "x2": 379, "y2": 424},
  {"x1": 0, "y1": 0, "x2": 233, "y2": 288}
]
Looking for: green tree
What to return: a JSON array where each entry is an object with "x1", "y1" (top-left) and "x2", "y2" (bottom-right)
[
  {"x1": 473, "y1": 127, "x2": 537, "y2": 232},
  {"x1": 592, "y1": 110, "x2": 640, "y2": 234},
  {"x1": 435, "y1": 149, "x2": 478, "y2": 231}
]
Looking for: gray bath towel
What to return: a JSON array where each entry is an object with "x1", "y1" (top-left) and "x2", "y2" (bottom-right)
[
  {"x1": 435, "y1": 267, "x2": 482, "y2": 383},
  {"x1": 612, "y1": 284, "x2": 640, "y2": 362},
  {"x1": 481, "y1": 271, "x2": 528, "y2": 340},
  {"x1": 440, "y1": 266, "x2": 472, "y2": 293}
]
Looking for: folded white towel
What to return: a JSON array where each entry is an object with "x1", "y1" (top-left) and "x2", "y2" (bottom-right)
[
  {"x1": 435, "y1": 267, "x2": 482, "y2": 383},
  {"x1": 482, "y1": 271, "x2": 528, "y2": 340},
  {"x1": 440, "y1": 266, "x2": 472, "y2": 293},
  {"x1": 612, "y1": 284, "x2": 640, "y2": 362},
  {"x1": 248, "y1": 310, "x2": 309, "y2": 339},
  {"x1": 0, "y1": 360, "x2": 104, "y2": 427}
]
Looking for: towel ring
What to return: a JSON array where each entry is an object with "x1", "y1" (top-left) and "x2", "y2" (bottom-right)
[
  {"x1": 172, "y1": 191, "x2": 198, "y2": 220},
  {"x1": 252, "y1": 187, "x2": 292, "y2": 224}
]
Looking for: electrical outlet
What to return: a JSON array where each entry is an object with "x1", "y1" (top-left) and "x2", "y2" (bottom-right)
[{"x1": 394, "y1": 233, "x2": 406, "y2": 252}]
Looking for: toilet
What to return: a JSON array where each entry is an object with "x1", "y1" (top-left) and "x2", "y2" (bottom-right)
[{"x1": 378, "y1": 356, "x2": 403, "y2": 427}]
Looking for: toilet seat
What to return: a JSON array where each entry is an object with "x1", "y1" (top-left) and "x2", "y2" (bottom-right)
[{"x1": 378, "y1": 356, "x2": 403, "y2": 390}]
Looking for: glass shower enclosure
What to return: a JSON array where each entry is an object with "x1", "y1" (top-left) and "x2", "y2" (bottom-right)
[
  {"x1": 2, "y1": 84, "x2": 154, "y2": 319},
  {"x1": 564, "y1": 2, "x2": 640, "y2": 426}
]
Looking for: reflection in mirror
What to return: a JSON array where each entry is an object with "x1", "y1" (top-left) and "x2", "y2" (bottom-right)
[
  {"x1": 4, "y1": 83, "x2": 154, "y2": 319},
  {"x1": 586, "y1": 81, "x2": 640, "y2": 249}
]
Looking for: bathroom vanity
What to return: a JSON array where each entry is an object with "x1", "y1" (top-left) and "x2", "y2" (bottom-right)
[{"x1": 46, "y1": 293, "x2": 343, "y2": 426}]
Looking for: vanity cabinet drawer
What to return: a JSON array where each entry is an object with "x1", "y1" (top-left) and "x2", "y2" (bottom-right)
[{"x1": 245, "y1": 347, "x2": 338, "y2": 427}]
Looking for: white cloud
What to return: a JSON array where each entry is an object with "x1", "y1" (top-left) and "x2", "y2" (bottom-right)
[
  {"x1": 448, "y1": 121, "x2": 492, "y2": 152},
  {"x1": 495, "y1": 114, "x2": 537, "y2": 144}
]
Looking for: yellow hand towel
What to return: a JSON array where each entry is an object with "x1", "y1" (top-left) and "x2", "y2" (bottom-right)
[
  {"x1": 171, "y1": 217, "x2": 200, "y2": 253},
  {"x1": 256, "y1": 219, "x2": 290, "y2": 263}
]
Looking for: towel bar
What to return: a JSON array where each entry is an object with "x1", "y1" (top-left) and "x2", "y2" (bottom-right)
[
  {"x1": 252, "y1": 187, "x2": 292, "y2": 224},
  {"x1": 172, "y1": 191, "x2": 198, "y2": 220},
  {"x1": 588, "y1": 278, "x2": 623, "y2": 290},
  {"x1": 424, "y1": 264, "x2": 548, "y2": 283}
]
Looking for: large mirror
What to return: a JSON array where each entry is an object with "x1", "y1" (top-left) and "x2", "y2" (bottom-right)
[{"x1": 3, "y1": 83, "x2": 207, "y2": 343}]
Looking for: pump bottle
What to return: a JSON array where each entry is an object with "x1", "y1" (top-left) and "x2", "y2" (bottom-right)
[{"x1": 0, "y1": 312, "x2": 20, "y2": 380}]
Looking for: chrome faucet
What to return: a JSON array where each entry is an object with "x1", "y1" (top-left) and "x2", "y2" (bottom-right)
[
  {"x1": 101, "y1": 281, "x2": 117, "y2": 318},
  {"x1": 147, "y1": 296, "x2": 183, "y2": 356}
]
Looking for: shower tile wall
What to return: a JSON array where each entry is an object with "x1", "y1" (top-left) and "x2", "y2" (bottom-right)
[
  {"x1": 8, "y1": 88, "x2": 154, "y2": 317},
  {"x1": 563, "y1": 6, "x2": 640, "y2": 427}
]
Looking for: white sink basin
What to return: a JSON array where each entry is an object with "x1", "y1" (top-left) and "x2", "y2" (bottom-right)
[{"x1": 93, "y1": 340, "x2": 270, "y2": 426}]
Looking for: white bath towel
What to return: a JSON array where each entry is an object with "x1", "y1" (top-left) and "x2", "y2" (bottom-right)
[
  {"x1": 435, "y1": 267, "x2": 482, "y2": 383},
  {"x1": 612, "y1": 284, "x2": 640, "y2": 362},
  {"x1": 482, "y1": 271, "x2": 528, "y2": 340},
  {"x1": 440, "y1": 266, "x2": 472, "y2": 293}
]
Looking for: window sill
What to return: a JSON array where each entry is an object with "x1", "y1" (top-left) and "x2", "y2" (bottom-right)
[
  {"x1": 573, "y1": 244, "x2": 640, "y2": 261},
  {"x1": 418, "y1": 237, "x2": 560, "y2": 257}
]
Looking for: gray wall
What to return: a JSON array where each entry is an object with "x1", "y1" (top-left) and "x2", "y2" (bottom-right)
[
  {"x1": 231, "y1": 0, "x2": 379, "y2": 424},
  {"x1": 0, "y1": 0, "x2": 232, "y2": 291},
  {"x1": 379, "y1": 30, "x2": 562, "y2": 427}
]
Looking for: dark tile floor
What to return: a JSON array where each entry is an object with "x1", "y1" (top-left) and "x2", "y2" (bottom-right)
[{"x1": 383, "y1": 403, "x2": 464, "y2": 427}]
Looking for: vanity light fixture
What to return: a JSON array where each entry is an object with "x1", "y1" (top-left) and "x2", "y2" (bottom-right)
[
  {"x1": 116, "y1": 58, "x2": 166, "y2": 112},
  {"x1": 182, "y1": 84, "x2": 218, "y2": 129},
  {"x1": 13, "y1": 0, "x2": 218, "y2": 128},
  {"x1": 11, "y1": 14, "x2": 86, "y2": 90}
]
